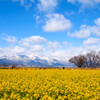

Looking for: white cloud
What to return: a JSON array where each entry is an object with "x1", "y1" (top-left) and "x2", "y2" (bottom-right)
[
  {"x1": 95, "y1": 17, "x2": 100, "y2": 26},
  {"x1": 30, "y1": 45, "x2": 45, "y2": 53},
  {"x1": 18, "y1": 36, "x2": 47, "y2": 57},
  {"x1": 47, "y1": 41, "x2": 61, "y2": 50},
  {"x1": 1, "y1": 35, "x2": 100, "y2": 62},
  {"x1": 20, "y1": 36, "x2": 47, "y2": 47},
  {"x1": 68, "y1": 25, "x2": 92, "y2": 38},
  {"x1": 63, "y1": 41, "x2": 72, "y2": 48},
  {"x1": 4, "y1": 36, "x2": 17, "y2": 43},
  {"x1": 12, "y1": 0, "x2": 34, "y2": 9},
  {"x1": 43, "y1": 14, "x2": 72, "y2": 32},
  {"x1": 36, "y1": 16, "x2": 40, "y2": 24},
  {"x1": 37, "y1": 0, "x2": 57, "y2": 11},
  {"x1": 68, "y1": 0, "x2": 75, "y2": 3},
  {"x1": 0, "y1": 35, "x2": 71, "y2": 62},
  {"x1": 68, "y1": 0, "x2": 100, "y2": 7},
  {"x1": 12, "y1": 0, "x2": 57, "y2": 11},
  {"x1": 12, "y1": 0, "x2": 26, "y2": 5},
  {"x1": 48, "y1": 47, "x2": 89, "y2": 62},
  {"x1": 68, "y1": 24, "x2": 100, "y2": 38},
  {"x1": 65, "y1": 11, "x2": 75, "y2": 16},
  {"x1": 83, "y1": 38, "x2": 100, "y2": 45},
  {"x1": 11, "y1": 46, "x2": 26, "y2": 54},
  {"x1": 92, "y1": 26, "x2": 100, "y2": 36},
  {"x1": 0, "y1": 46, "x2": 26, "y2": 56}
]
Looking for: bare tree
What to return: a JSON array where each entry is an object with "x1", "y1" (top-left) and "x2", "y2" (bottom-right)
[
  {"x1": 86, "y1": 51, "x2": 97, "y2": 68},
  {"x1": 69, "y1": 51, "x2": 100, "y2": 68},
  {"x1": 95, "y1": 51, "x2": 100, "y2": 68},
  {"x1": 69, "y1": 55, "x2": 87, "y2": 68}
]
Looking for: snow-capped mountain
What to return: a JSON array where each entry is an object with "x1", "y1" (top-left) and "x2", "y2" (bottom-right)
[{"x1": 0, "y1": 55, "x2": 71, "y2": 67}]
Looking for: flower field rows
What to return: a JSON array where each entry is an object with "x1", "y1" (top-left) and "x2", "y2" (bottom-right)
[{"x1": 0, "y1": 69, "x2": 100, "y2": 100}]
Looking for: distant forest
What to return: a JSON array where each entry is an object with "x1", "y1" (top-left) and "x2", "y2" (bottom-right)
[{"x1": 69, "y1": 51, "x2": 100, "y2": 68}]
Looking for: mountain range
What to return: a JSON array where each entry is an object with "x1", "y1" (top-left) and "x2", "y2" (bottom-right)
[{"x1": 0, "y1": 55, "x2": 72, "y2": 67}]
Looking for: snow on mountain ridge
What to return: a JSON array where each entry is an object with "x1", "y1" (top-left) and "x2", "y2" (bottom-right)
[{"x1": 0, "y1": 55, "x2": 68, "y2": 66}]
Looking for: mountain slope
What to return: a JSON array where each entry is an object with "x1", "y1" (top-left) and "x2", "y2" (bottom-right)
[{"x1": 0, "y1": 55, "x2": 71, "y2": 67}]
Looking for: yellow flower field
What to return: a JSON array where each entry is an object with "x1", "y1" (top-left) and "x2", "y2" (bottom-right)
[{"x1": 0, "y1": 68, "x2": 100, "y2": 100}]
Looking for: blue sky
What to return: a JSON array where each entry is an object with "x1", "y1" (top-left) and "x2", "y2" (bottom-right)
[{"x1": 0, "y1": 0, "x2": 100, "y2": 61}]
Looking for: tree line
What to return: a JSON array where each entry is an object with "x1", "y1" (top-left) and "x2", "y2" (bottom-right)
[{"x1": 69, "y1": 51, "x2": 100, "y2": 68}]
